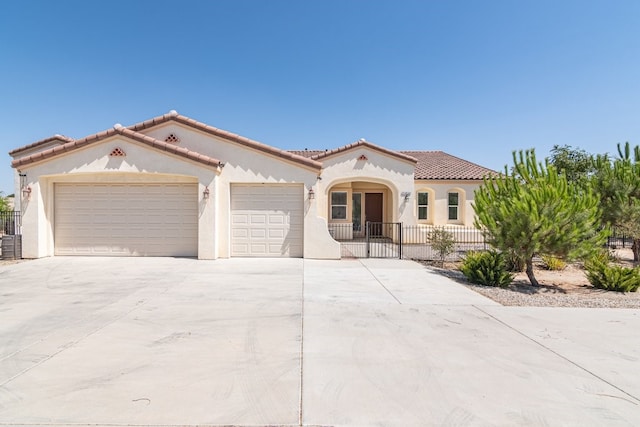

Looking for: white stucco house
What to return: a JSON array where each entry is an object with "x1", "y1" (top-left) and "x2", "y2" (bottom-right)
[{"x1": 9, "y1": 111, "x2": 495, "y2": 259}]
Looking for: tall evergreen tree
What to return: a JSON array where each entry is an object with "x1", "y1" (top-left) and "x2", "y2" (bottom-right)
[
  {"x1": 474, "y1": 150, "x2": 605, "y2": 286},
  {"x1": 591, "y1": 142, "x2": 640, "y2": 261}
]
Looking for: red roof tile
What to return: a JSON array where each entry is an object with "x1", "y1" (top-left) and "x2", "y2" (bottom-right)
[
  {"x1": 287, "y1": 149, "x2": 496, "y2": 180},
  {"x1": 9, "y1": 134, "x2": 74, "y2": 156},
  {"x1": 12, "y1": 125, "x2": 223, "y2": 169},
  {"x1": 305, "y1": 139, "x2": 417, "y2": 164},
  {"x1": 401, "y1": 151, "x2": 496, "y2": 180}
]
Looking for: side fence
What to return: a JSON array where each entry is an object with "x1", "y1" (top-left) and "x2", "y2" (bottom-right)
[
  {"x1": 330, "y1": 223, "x2": 487, "y2": 261},
  {"x1": 0, "y1": 211, "x2": 21, "y2": 236},
  {"x1": 402, "y1": 225, "x2": 487, "y2": 261}
]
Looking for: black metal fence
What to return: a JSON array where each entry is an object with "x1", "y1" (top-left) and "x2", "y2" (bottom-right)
[
  {"x1": 329, "y1": 222, "x2": 486, "y2": 261},
  {"x1": 606, "y1": 229, "x2": 634, "y2": 249},
  {"x1": 0, "y1": 211, "x2": 21, "y2": 235},
  {"x1": 402, "y1": 225, "x2": 486, "y2": 261}
]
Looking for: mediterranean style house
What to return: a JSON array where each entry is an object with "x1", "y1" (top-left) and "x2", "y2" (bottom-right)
[{"x1": 9, "y1": 111, "x2": 495, "y2": 259}]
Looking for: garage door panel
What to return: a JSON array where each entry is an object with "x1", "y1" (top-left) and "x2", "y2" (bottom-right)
[
  {"x1": 54, "y1": 183, "x2": 197, "y2": 257},
  {"x1": 250, "y1": 214, "x2": 267, "y2": 224},
  {"x1": 251, "y1": 229, "x2": 267, "y2": 238},
  {"x1": 231, "y1": 184, "x2": 303, "y2": 257}
]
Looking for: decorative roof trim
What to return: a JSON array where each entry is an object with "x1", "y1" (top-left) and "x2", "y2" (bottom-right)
[
  {"x1": 9, "y1": 134, "x2": 75, "y2": 156},
  {"x1": 310, "y1": 139, "x2": 418, "y2": 164},
  {"x1": 11, "y1": 125, "x2": 223, "y2": 169},
  {"x1": 128, "y1": 111, "x2": 323, "y2": 171}
]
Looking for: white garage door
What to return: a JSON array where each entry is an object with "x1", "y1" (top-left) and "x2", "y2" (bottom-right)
[
  {"x1": 231, "y1": 184, "x2": 303, "y2": 257},
  {"x1": 54, "y1": 183, "x2": 198, "y2": 256}
]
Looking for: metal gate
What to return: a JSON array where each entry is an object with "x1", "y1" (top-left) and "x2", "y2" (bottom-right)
[{"x1": 338, "y1": 222, "x2": 402, "y2": 258}]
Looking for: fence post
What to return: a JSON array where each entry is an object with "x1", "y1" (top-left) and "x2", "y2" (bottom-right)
[
  {"x1": 398, "y1": 223, "x2": 403, "y2": 259},
  {"x1": 365, "y1": 221, "x2": 370, "y2": 258}
]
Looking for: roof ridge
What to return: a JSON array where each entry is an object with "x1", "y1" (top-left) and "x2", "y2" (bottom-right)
[
  {"x1": 9, "y1": 134, "x2": 75, "y2": 156},
  {"x1": 127, "y1": 111, "x2": 322, "y2": 171},
  {"x1": 310, "y1": 139, "x2": 418, "y2": 163}
]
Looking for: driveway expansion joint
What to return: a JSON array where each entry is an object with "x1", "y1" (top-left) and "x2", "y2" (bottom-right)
[{"x1": 473, "y1": 305, "x2": 640, "y2": 405}]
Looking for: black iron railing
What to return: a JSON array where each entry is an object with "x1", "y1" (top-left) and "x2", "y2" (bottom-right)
[
  {"x1": 329, "y1": 222, "x2": 486, "y2": 260},
  {"x1": 0, "y1": 211, "x2": 21, "y2": 235}
]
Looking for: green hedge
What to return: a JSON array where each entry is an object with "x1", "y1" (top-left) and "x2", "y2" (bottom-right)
[
  {"x1": 585, "y1": 260, "x2": 640, "y2": 292},
  {"x1": 460, "y1": 251, "x2": 514, "y2": 288}
]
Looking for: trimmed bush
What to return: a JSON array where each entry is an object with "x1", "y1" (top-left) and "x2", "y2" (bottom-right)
[
  {"x1": 541, "y1": 255, "x2": 567, "y2": 271},
  {"x1": 585, "y1": 259, "x2": 640, "y2": 292},
  {"x1": 428, "y1": 227, "x2": 456, "y2": 267},
  {"x1": 460, "y1": 251, "x2": 514, "y2": 288}
]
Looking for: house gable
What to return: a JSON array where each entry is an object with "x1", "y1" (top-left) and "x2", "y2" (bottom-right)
[
  {"x1": 128, "y1": 111, "x2": 322, "y2": 172},
  {"x1": 11, "y1": 125, "x2": 223, "y2": 170},
  {"x1": 311, "y1": 139, "x2": 417, "y2": 166}
]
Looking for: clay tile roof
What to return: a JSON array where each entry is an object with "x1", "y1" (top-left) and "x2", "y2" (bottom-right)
[
  {"x1": 9, "y1": 134, "x2": 75, "y2": 156},
  {"x1": 128, "y1": 111, "x2": 322, "y2": 171},
  {"x1": 11, "y1": 126, "x2": 223, "y2": 169},
  {"x1": 287, "y1": 149, "x2": 496, "y2": 180},
  {"x1": 307, "y1": 139, "x2": 418, "y2": 164},
  {"x1": 400, "y1": 151, "x2": 496, "y2": 180},
  {"x1": 287, "y1": 149, "x2": 326, "y2": 158}
]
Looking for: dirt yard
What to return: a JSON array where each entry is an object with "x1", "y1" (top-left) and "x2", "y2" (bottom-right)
[{"x1": 428, "y1": 248, "x2": 640, "y2": 308}]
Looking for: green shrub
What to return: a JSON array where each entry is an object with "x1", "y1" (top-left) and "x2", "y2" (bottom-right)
[
  {"x1": 585, "y1": 259, "x2": 640, "y2": 292},
  {"x1": 428, "y1": 227, "x2": 456, "y2": 267},
  {"x1": 460, "y1": 251, "x2": 514, "y2": 288},
  {"x1": 541, "y1": 255, "x2": 567, "y2": 271}
]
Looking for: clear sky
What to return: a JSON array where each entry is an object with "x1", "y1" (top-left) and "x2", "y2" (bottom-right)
[{"x1": 2, "y1": 0, "x2": 640, "y2": 195}]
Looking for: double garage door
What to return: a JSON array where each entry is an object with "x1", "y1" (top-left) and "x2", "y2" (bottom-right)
[
  {"x1": 230, "y1": 184, "x2": 303, "y2": 257},
  {"x1": 54, "y1": 183, "x2": 303, "y2": 258},
  {"x1": 54, "y1": 183, "x2": 198, "y2": 256}
]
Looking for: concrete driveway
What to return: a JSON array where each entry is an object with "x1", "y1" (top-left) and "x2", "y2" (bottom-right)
[{"x1": 0, "y1": 257, "x2": 638, "y2": 426}]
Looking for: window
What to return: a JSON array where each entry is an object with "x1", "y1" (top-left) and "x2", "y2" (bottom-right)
[
  {"x1": 331, "y1": 191, "x2": 348, "y2": 220},
  {"x1": 417, "y1": 192, "x2": 429, "y2": 220},
  {"x1": 448, "y1": 192, "x2": 459, "y2": 220}
]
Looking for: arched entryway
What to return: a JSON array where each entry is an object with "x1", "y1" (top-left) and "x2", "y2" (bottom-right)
[{"x1": 325, "y1": 180, "x2": 396, "y2": 239}]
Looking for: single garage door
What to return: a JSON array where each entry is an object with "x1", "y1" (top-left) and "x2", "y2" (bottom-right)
[
  {"x1": 231, "y1": 184, "x2": 303, "y2": 257},
  {"x1": 54, "y1": 183, "x2": 198, "y2": 256}
]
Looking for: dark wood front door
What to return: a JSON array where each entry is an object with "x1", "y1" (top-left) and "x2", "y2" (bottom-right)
[{"x1": 365, "y1": 193, "x2": 383, "y2": 236}]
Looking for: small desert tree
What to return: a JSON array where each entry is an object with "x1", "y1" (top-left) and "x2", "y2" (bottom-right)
[
  {"x1": 428, "y1": 227, "x2": 456, "y2": 267},
  {"x1": 548, "y1": 144, "x2": 595, "y2": 184},
  {"x1": 474, "y1": 150, "x2": 606, "y2": 286}
]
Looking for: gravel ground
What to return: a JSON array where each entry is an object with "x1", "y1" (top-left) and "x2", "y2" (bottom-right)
[{"x1": 431, "y1": 267, "x2": 640, "y2": 309}]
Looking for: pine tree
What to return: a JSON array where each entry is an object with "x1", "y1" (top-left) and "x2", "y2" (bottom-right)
[
  {"x1": 474, "y1": 150, "x2": 605, "y2": 286},
  {"x1": 591, "y1": 142, "x2": 640, "y2": 262}
]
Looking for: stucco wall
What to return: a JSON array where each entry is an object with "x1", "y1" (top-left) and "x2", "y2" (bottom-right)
[
  {"x1": 141, "y1": 123, "x2": 339, "y2": 258},
  {"x1": 317, "y1": 147, "x2": 417, "y2": 226},
  {"x1": 13, "y1": 126, "x2": 340, "y2": 260},
  {"x1": 15, "y1": 135, "x2": 219, "y2": 259},
  {"x1": 413, "y1": 180, "x2": 483, "y2": 226}
]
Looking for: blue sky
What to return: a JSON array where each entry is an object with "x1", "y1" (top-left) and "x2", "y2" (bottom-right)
[{"x1": 2, "y1": 0, "x2": 640, "y2": 195}]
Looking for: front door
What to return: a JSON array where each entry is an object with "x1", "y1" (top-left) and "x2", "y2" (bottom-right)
[{"x1": 365, "y1": 193, "x2": 383, "y2": 236}]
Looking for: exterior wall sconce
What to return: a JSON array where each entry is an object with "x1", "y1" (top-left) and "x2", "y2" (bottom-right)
[
  {"x1": 203, "y1": 186, "x2": 210, "y2": 199},
  {"x1": 308, "y1": 187, "x2": 315, "y2": 200},
  {"x1": 401, "y1": 191, "x2": 411, "y2": 201},
  {"x1": 19, "y1": 173, "x2": 31, "y2": 199}
]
